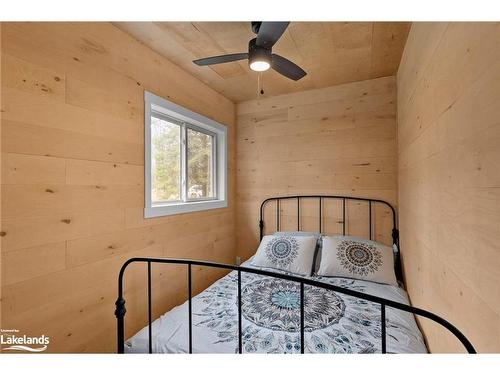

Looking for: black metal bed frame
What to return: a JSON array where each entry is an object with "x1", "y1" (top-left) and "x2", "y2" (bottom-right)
[{"x1": 115, "y1": 195, "x2": 476, "y2": 354}]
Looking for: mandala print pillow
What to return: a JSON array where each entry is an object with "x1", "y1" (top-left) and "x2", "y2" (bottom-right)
[
  {"x1": 251, "y1": 235, "x2": 318, "y2": 276},
  {"x1": 274, "y1": 231, "x2": 322, "y2": 275},
  {"x1": 317, "y1": 236, "x2": 398, "y2": 286}
]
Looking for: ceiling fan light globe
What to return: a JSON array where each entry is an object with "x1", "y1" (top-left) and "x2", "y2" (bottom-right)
[{"x1": 250, "y1": 60, "x2": 270, "y2": 72}]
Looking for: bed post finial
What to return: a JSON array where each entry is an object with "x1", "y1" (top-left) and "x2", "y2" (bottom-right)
[
  {"x1": 391, "y1": 228, "x2": 403, "y2": 283},
  {"x1": 115, "y1": 297, "x2": 127, "y2": 353},
  {"x1": 392, "y1": 228, "x2": 399, "y2": 246}
]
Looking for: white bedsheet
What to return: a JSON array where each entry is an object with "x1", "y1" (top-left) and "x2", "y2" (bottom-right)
[{"x1": 125, "y1": 260, "x2": 427, "y2": 354}]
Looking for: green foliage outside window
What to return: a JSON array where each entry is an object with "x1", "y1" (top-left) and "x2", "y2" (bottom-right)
[
  {"x1": 151, "y1": 116, "x2": 213, "y2": 203},
  {"x1": 187, "y1": 129, "x2": 213, "y2": 198},
  {"x1": 151, "y1": 117, "x2": 181, "y2": 202}
]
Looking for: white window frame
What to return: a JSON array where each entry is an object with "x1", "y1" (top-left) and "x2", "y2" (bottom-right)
[{"x1": 144, "y1": 91, "x2": 227, "y2": 218}]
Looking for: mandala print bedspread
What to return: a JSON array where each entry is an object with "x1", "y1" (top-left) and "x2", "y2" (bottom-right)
[{"x1": 125, "y1": 264, "x2": 427, "y2": 353}]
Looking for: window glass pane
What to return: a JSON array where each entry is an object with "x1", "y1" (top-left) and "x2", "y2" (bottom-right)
[
  {"x1": 151, "y1": 116, "x2": 181, "y2": 202},
  {"x1": 187, "y1": 128, "x2": 214, "y2": 199}
]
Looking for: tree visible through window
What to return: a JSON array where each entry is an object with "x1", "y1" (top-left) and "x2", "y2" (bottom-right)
[
  {"x1": 151, "y1": 116, "x2": 181, "y2": 202},
  {"x1": 187, "y1": 128, "x2": 213, "y2": 199}
]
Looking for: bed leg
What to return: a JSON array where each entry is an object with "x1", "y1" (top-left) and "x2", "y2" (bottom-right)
[
  {"x1": 188, "y1": 264, "x2": 193, "y2": 354},
  {"x1": 300, "y1": 282, "x2": 305, "y2": 354},
  {"x1": 238, "y1": 269, "x2": 242, "y2": 354},
  {"x1": 115, "y1": 297, "x2": 126, "y2": 354},
  {"x1": 381, "y1": 303, "x2": 386, "y2": 354}
]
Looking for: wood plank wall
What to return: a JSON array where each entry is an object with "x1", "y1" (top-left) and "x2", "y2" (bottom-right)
[
  {"x1": 0, "y1": 22, "x2": 236, "y2": 353},
  {"x1": 236, "y1": 76, "x2": 398, "y2": 260},
  {"x1": 397, "y1": 23, "x2": 499, "y2": 352}
]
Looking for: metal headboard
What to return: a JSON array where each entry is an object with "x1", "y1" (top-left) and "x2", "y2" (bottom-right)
[{"x1": 259, "y1": 195, "x2": 403, "y2": 283}]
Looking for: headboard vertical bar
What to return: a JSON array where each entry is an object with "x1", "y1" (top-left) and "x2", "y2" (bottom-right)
[
  {"x1": 276, "y1": 199, "x2": 280, "y2": 231},
  {"x1": 369, "y1": 201, "x2": 372, "y2": 241},
  {"x1": 297, "y1": 197, "x2": 300, "y2": 231},
  {"x1": 319, "y1": 197, "x2": 322, "y2": 233},
  {"x1": 342, "y1": 198, "x2": 346, "y2": 235}
]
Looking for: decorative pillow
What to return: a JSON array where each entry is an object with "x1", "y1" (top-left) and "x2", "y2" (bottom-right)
[
  {"x1": 251, "y1": 234, "x2": 318, "y2": 276},
  {"x1": 275, "y1": 231, "x2": 322, "y2": 276},
  {"x1": 317, "y1": 235, "x2": 397, "y2": 285}
]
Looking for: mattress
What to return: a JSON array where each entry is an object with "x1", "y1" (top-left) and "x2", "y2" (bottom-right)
[{"x1": 125, "y1": 260, "x2": 427, "y2": 354}]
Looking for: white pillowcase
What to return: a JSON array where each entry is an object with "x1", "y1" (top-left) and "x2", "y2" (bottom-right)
[
  {"x1": 251, "y1": 234, "x2": 317, "y2": 276},
  {"x1": 274, "y1": 231, "x2": 322, "y2": 275},
  {"x1": 317, "y1": 235, "x2": 398, "y2": 286}
]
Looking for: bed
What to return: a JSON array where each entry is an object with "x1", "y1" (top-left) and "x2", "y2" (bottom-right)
[
  {"x1": 124, "y1": 260, "x2": 427, "y2": 353},
  {"x1": 115, "y1": 195, "x2": 476, "y2": 354}
]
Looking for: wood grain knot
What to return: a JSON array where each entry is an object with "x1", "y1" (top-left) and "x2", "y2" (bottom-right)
[
  {"x1": 79, "y1": 38, "x2": 107, "y2": 55},
  {"x1": 353, "y1": 163, "x2": 371, "y2": 166}
]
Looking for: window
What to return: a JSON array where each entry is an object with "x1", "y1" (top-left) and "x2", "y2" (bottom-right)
[{"x1": 145, "y1": 91, "x2": 227, "y2": 218}]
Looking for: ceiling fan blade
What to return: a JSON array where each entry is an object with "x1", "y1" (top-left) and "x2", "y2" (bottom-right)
[
  {"x1": 271, "y1": 54, "x2": 307, "y2": 81},
  {"x1": 255, "y1": 22, "x2": 290, "y2": 48},
  {"x1": 193, "y1": 53, "x2": 248, "y2": 66}
]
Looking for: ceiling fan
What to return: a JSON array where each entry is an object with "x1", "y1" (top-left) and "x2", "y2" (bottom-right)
[{"x1": 193, "y1": 22, "x2": 307, "y2": 81}]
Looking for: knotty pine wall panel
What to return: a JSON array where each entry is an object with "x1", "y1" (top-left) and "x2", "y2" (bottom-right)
[
  {"x1": 397, "y1": 22, "x2": 499, "y2": 352},
  {"x1": 0, "y1": 22, "x2": 236, "y2": 353},
  {"x1": 236, "y1": 76, "x2": 398, "y2": 260}
]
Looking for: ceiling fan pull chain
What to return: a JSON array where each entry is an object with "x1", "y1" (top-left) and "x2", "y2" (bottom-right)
[
  {"x1": 257, "y1": 73, "x2": 260, "y2": 99},
  {"x1": 257, "y1": 73, "x2": 259, "y2": 99},
  {"x1": 258, "y1": 72, "x2": 265, "y2": 98}
]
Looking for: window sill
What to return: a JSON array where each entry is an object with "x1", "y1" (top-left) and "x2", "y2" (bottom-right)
[{"x1": 144, "y1": 199, "x2": 227, "y2": 218}]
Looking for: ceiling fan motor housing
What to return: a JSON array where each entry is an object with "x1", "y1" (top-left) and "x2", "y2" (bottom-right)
[
  {"x1": 251, "y1": 22, "x2": 262, "y2": 34},
  {"x1": 248, "y1": 38, "x2": 271, "y2": 68}
]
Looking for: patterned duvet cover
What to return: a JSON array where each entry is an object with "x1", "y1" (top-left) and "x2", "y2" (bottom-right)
[{"x1": 125, "y1": 261, "x2": 427, "y2": 354}]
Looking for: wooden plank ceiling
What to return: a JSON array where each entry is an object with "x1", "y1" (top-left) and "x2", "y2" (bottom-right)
[{"x1": 114, "y1": 22, "x2": 410, "y2": 102}]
